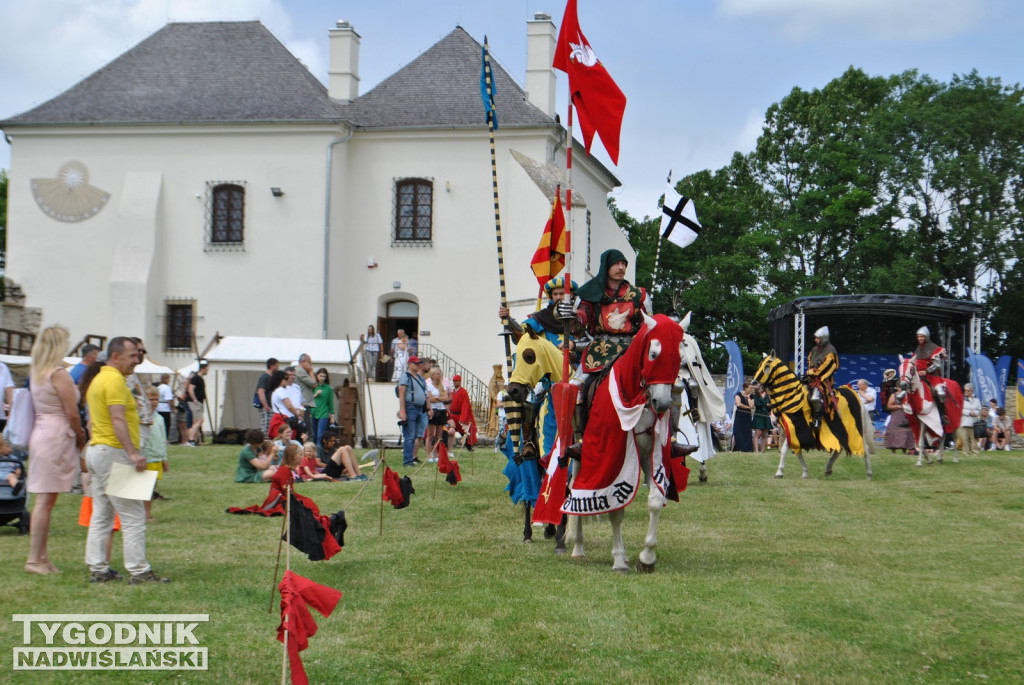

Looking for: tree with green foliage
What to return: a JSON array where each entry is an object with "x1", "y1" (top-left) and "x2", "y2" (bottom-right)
[{"x1": 617, "y1": 67, "x2": 1024, "y2": 359}]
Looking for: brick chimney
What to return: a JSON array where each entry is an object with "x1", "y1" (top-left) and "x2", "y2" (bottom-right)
[
  {"x1": 526, "y1": 12, "x2": 557, "y2": 118},
  {"x1": 328, "y1": 20, "x2": 360, "y2": 101}
]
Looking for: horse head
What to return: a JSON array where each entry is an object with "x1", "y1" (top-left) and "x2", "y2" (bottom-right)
[
  {"x1": 753, "y1": 352, "x2": 780, "y2": 389},
  {"x1": 632, "y1": 312, "x2": 685, "y2": 414},
  {"x1": 507, "y1": 326, "x2": 563, "y2": 403},
  {"x1": 897, "y1": 355, "x2": 918, "y2": 400}
]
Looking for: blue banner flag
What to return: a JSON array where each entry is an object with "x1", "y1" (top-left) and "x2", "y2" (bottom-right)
[
  {"x1": 723, "y1": 341, "x2": 744, "y2": 417},
  {"x1": 967, "y1": 351, "x2": 1001, "y2": 408},
  {"x1": 996, "y1": 355, "x2": 1012, "y2": 401},
  {"x1": 480, "y1": 38, "x2": 498, "y2": 129}
]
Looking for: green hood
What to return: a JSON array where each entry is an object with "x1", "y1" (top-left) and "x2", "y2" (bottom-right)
[{"x1": 576, "y1": 249, "x2": 628, "y2": 303}]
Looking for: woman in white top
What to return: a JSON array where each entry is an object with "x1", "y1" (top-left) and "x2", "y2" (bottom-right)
[
  {"x1": 361, "y1": 325, "x2": 383, "y2": 380},
  {"x1": 424, "y1": 366, "x2": 451, "y2": 461},
  {"x1": 270, "y1": 368, "x2": 305, "y2": 439},
  {"x1": 391, "y1": 336, "x2": 410, "y2": 382},
  {"x1": 156, "y1": 374, "x2": 175, "y2": 437}
]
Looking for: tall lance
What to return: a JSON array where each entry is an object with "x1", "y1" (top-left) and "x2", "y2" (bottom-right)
[
  {"x1": 534, "y1": 96, "x2": 578, "y2": 526},
  {"x1": 482, "y1": 37, "x2": 523, "y2": 457},
  {"x1": 650, "y1": 169, "x2": 671, "y2": 293}
]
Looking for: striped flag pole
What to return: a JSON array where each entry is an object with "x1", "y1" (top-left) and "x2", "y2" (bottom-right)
[
  {"x1": 650, "y1": 170, "x2": 670, "y2": 293},
  {"x1": 482, "y1": 37, "x2": 513, "y2": 381},
  {"x1": 552, "y1": 96, "x2": 577, "y2": 464},
  {"x1": 482, "y1": 37, "x2": 524, "y2": 461}
]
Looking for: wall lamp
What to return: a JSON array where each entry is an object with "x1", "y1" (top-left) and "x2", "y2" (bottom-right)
[{"x1": 270, "y1": 187, "x2": 284, "y2": 197}]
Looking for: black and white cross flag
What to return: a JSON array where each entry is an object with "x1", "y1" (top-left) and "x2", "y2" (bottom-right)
[{"x1": 660, "y1": 185, "x2": 701, "y2": 250}]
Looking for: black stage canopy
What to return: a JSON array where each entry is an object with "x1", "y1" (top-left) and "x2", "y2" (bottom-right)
[{"x1": 768, "y1": 295, "x2": 984, "y2": 383}]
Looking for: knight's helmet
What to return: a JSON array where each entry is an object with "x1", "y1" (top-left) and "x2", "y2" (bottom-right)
[
  {"x1": 814, "y1": 326, "x2": 830, "y2": 344},
  {"x1": 917, "y1": 326, "x2": 931, "y2": 338}
]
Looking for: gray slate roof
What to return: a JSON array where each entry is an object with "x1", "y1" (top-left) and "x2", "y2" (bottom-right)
[
  {"x1": 336, "y1": 27, "x2": 554, "y2": 129},
  {"x1": 2, "y1": 22, "x2": 555, "y2": 133},
  {"x1": 1, "y1": 21, "x2": 342, "y2": 126}
]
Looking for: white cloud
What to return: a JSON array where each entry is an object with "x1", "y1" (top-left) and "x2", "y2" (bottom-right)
[
  {"x1": 0, "y1": 0, "x2": 298, "y2": 116},
  {"x1": 718, "y1": 0, "x2": 991, "y2": 42}
]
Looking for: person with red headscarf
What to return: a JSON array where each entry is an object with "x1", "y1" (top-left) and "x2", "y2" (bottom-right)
[{"x1": 447, "y1": 374, "x2": 478, "y2": 450}]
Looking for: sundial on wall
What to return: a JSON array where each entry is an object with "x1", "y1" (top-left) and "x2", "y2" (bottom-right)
[{"x1": 31, "y1": 160, "x2": 110, "y2": 222}]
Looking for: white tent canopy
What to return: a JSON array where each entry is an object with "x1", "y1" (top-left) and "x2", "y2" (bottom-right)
[
  {"x1": 201, "y1": 336, "x2": 354, "y2": 372},
  {"x1": 193, "y1": 336, "x2": 356, "y2": 433}
]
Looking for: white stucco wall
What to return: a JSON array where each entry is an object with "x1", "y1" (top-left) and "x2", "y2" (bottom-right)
[
  {"x1": 5, "y1": 121, "x2": 629, "y2": 386},
  {"x1": 6, "y1": 123, "x2": 346, "y2": 359},
  {"x1": 330, "y1": 126, "x2": 629, "y2": 384}
]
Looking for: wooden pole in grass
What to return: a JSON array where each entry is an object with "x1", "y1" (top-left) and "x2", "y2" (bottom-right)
[
  {"x1": 268, "y1": 488, "x2": 289, "y2": 613},
  {"x1": 379, "y1": 448, "x2": 386, "y2": 536},
  {"x1": 433, "y1": 453, "x2": 440, "y2": 500},
  {"x1": 280, "y1": 484, "x2": 292, "y2": 685}
]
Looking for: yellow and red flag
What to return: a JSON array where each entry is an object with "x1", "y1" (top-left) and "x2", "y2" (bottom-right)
[{"x1": 530, "y1": 191, "x2": 566, "y2": 288}]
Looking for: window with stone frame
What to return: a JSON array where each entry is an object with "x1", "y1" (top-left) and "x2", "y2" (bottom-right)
[
  {"x1": 164, "y1": 299, "x2": 196, "y2": 352},
  {"x1": 205, "y1": 181, "x2": 246, "y2": 250},
  {"x1": 393, "y1": 178, "x2": 433, "y2": 245}
]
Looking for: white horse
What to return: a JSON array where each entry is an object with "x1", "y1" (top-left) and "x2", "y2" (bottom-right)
[
  {"x1": 563, "y1": 313, "x2": 687, "y2": 572},
  {"x1": 896, "y1": 356, "x2": 963, "y2": 466},
  {"x1": 672, "y1": 315, "x2": 727, "y2": 482}
]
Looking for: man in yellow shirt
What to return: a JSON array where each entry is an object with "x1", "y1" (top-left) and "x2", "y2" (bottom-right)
[{"x1": 85, "y1": 337, "x2": 169, "y2": 584}]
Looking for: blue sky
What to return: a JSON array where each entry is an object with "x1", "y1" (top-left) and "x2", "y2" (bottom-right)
[{"x1": 2, "y1": 0, "x2": 1022, "y2": 219}]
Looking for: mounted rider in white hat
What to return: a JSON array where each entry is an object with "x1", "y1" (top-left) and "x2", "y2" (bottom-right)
[
  {"x1": 911, "y1": 326, "x2": 950, "y2": 424},
  {"x1": 806, "y1": 326, "x2": 839, "y2": 429}
]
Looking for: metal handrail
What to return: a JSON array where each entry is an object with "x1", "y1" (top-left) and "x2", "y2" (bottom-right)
[{"x1": 416, "y1": 344, "x2": 491, "y2": 425}]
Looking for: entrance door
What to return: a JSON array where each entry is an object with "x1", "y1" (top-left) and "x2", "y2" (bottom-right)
[{"x1": 379, "y1": 300, "x2": 419, "y2": 381}]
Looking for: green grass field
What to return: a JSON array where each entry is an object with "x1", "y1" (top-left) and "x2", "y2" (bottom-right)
[{"x1": 1, "y1": 443, "x2": 1022, "y2": 684}]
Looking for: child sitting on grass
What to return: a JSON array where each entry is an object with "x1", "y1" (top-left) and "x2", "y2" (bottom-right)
[
  {"x1": 298, "y1": 442, "x2": 337, "y2": 482},
  {"x1": 262, "y1": 440, "x2": 281, "y2": 466},
  {"x1": 280, "y1": 443, "x2": 303, "y2": 475}
]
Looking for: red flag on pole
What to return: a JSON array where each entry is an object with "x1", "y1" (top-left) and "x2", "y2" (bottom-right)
[
  {"x1": 278, "y1": 570, "x2": 342, "y2": 685},
  {"x1": 437, "y1": 441, "x2": 462, "y2": 485},
  {"x1": 553, "y1": 0, "x2": 627, "y2": 164},
  {"x1": 530, "y1": 190, "x2": 567, "y2": 287}
]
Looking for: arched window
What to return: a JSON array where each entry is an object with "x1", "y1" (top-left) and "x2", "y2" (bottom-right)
[
  {"x1": 393, "y1": 178, "x2": 432, "y2": 245},
  {"x1": 206, "y1": 182, "x2": 245, "y2": 249}
]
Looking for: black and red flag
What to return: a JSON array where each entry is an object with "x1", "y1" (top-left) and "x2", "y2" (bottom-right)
[
  {"x1": 382, "y1": 466, "x2": 414, "y2": 508},
  {"x1": 436, "y1": 441, "x2": 462, "y2": 486}
]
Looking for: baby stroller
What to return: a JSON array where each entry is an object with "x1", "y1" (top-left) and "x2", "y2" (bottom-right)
[{"x1": 0, "y1": 452, "x2": 30, "y2": 535}]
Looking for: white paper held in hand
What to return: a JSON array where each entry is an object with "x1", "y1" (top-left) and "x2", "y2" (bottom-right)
[{"x1": 106, "y1": 461, "x2": 158, "y2": 501}]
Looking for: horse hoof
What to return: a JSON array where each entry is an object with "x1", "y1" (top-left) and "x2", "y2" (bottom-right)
[
  {"x1": 824, "y1": 471, "x2": 832, "y2": 478},
  {"x1": 635, "y1": 560, "x2": 655, "y2": 573},
  {"x1": 613, "y1": 566, "x2": 631, "y2": 574},
  {"x1": 543, "y1": 525, "x2": 556, "y2": 540},
  {"x1": 554, "y1": 547, "x2": 567, "y2": 555},
  {"x1": 523, "y1": 537, "x2": 533, "y2": 544},
  {"x1": 914, "y1": 463, "x2": 922, "y2": 467},
  {"x1": 801, "y1": 474, "x2": 809, "y2": 479},
  {"x1": 698, "y1": 473, "x2": 708, "y2": 483},
  {"x1": 775, "y1": 473, "x2": 784, "y2": 479}
]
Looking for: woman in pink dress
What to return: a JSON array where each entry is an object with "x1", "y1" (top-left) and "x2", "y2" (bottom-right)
[{"x1": 25, "y1": 326, "x2": 87, "y2": 575}]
